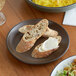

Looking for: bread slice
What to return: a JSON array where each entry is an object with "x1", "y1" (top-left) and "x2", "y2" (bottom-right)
[
  {"x1": 32, "y1": 36, "x2": 62, "y2": 58},
  {"x1": 19, "y1": 25, "x2": 58, "y2": 37},
  {"x1": 16, "y1": 19, "x2": 49, "y2": 53},
  {"x1": 43, "y1": 27, "x2": 58, "y2": 37},
  {"x1": 19, "y1": 25, "x2": 34, "y2": 34}
]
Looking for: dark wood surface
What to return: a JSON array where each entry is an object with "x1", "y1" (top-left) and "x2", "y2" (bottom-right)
[{"x1": 0, "y1": 0, "x2": 76, "y2": 76}]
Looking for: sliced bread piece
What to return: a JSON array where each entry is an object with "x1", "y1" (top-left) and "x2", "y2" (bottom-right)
[
  {"x1": 16, "y1": 19, "x2": 49, "y2": 53},
  {"x1": 19, "y1": 25, "x2": 58, "y2": 37},
  {"x1": 19, "y1": 25, "x2": 34, "y2": 34},
  {"x1": 43, "y1": 27, "x2": 58, "y2": 37},
  {"x1": 32, "y1": 36, "x2": 62, "y2": 58}
]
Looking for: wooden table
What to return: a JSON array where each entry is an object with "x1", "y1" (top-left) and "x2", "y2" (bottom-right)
[{"x1": 0, "y1": 0, "x2": 76, "y2": 76}]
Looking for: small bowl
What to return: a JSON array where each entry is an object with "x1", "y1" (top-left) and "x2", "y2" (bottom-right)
[
  {"x1": 51, "y1": 55, "x2": 76, "y2": 76},
  {"x1": 26, "y1": 0, "x2": 76, "y2": 12}
]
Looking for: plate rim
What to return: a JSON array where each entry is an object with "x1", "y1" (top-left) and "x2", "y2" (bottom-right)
[
  {"x1": 50, "y1": 55, "x2": 76, "y2": 76},
  {"x1": 6, "y1": 19, "x2": 70, "y2": 64}
]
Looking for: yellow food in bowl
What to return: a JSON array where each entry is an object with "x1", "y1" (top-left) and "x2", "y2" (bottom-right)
[{"x1": 32, "y1": 0, "x2": 76, "y2": 7}]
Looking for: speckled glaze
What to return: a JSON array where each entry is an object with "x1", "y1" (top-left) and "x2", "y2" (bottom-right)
[{"x1": 26, "y1": 0, "x2": 76, "y2": 12}]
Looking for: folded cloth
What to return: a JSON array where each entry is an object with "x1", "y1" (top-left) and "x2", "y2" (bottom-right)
[{"x1": 63, "y1": 8, "x2": 76, "y2": 26}]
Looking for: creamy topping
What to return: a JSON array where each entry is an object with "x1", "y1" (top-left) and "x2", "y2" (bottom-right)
[{"x1": 39, "y1": 37, "x2": 59, "y2": 52}]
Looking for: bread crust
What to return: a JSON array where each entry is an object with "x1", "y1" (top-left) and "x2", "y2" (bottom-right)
[
  {"x1": 16, "y1": 19, "x2": 49, "y2": 53},
  {"x1": 16, "y1": 37, "x2": 36, "y2": 53}
]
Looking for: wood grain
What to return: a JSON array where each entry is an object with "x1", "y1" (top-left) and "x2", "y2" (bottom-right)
[{"x1": 0, "y1": 0, "x2": 76, "y2": 76}]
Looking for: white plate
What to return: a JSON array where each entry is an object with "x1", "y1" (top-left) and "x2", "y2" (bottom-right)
[{"x1": 51, "y1": 55, "x2": 76, "y2": 76}]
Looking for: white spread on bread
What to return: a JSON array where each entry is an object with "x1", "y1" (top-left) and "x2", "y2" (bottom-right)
[{"x1": 39, "y1": 37, "x2": 59, "y2": 52}]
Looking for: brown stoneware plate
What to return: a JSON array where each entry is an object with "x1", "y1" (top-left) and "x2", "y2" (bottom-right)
[{"x1": 6, "y1": 19, "x2": 70, "y2": 64}]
